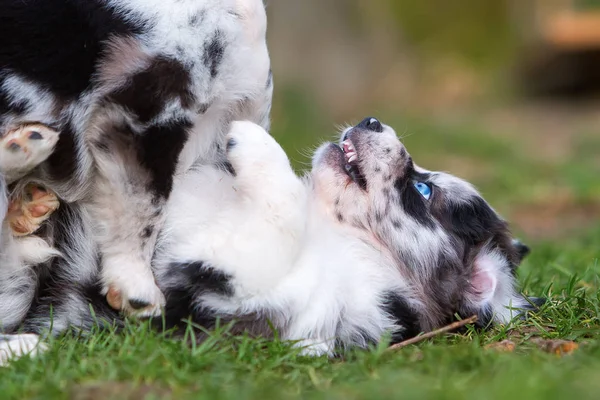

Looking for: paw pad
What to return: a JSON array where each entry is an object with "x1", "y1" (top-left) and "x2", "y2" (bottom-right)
[{"x1": 8, "y1": 184, "x2": 60, "y2": 236}]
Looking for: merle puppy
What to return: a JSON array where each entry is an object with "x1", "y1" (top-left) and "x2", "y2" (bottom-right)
[
  {"x1": 0, "y1": 0, "x2": 272, "y2": 317},
  {"x1": 153, "y1": 118, "x2": 538, "y2": 354},
  {"x1": 0, "y1": 118, "x2": 539, "y2": 362}
]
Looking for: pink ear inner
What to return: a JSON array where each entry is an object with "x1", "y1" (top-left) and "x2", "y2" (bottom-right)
[{"x1": 471, "y1": 259, "x2": 498, "y2": 304}]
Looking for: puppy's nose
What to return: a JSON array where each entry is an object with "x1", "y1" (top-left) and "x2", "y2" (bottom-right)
[{"x1": 357, "y1": 117, "x2": 383, "y2": 133}]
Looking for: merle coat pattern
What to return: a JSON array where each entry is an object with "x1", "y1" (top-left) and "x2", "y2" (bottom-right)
[{"x1": 0, "y1": 0, "x2": 273, "y2": 316}]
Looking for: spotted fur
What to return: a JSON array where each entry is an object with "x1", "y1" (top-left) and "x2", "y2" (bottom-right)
[{"x1": 0, "y1": 0, "x2": 273, "y2": 316}]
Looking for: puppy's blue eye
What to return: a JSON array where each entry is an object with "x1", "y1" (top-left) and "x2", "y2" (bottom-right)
[{"x1": 414, "y1": 182, "x2": 432, "y2": 200}]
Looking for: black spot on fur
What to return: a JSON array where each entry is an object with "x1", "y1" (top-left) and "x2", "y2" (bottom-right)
[
  {"x1": 189, "y1": 10, "x2": 205, "y2": 27},
  {"x1": 0, "y1": 0, "x2": 145, "y2": 99},
  {"x1": 382, "y1": 293, "x2": 421, "y2": 344},
  {"x1": 444, "y1": 197, "x2": 506, "y2": 246},
  {"x1": 197, "y1": 103, "x2": 210, "y2": 114},
  {"x1": 141, "y1": 226, "x2": 153, "y2": 239},
  {"x1": 108, "y1": 56, "x2": 194, "y2": 124},
  {"x1": 216, "y1": 160, "x2": 236, "y2": 176},
  {"x1": 135, "y1": 120, "x2": 191, "y2": 198},
  {"x1": 336, "y1": 212, "x2": 344, "y2": 223},
  {"x1": 165, "y1": 262, "x2": 233, "y2": 298},
  {"x1": 204, "y1": 30, "x2": 225, "y2": 78},
  {"x1": 394, "y1": 177, "x2": 435, "y2": 228},
  {"x1": 159, "y1": 262, "x2": 233, "y2": 329}
]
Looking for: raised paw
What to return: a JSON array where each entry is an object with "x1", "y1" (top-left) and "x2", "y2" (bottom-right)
[
  {"x1": 7, "y1": 184, "x2": 59, "y2": 237},
  {"x1": 105, "y1": 275, "x2": 166, "y2": 318},
  {"x1": 0, "y1": 124, "x2": 59, "y2": 184},
  {"x1": 225, "y1": 120, "x2": 291, "y2": 177}
]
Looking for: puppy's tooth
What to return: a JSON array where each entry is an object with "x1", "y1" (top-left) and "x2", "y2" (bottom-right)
[
  {"x1": 342, "y1": 140, "x2": 354, "y2": 153},
  {"x1": 348, "y1": 154, "x2": 357, "y2": 163}
]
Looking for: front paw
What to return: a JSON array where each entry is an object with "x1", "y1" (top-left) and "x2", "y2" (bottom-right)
[
  {"x1": 8, "y1": 184, "x2": 60, "y2": 237},
  {"x1": 225, "y1": 120, "x2": 290, "y2": 177},
  {"x1": 104, "y1": 274, "x2": 166, "y2": 318},
  {"x1": 0, "y1": 124, "x2": 59, "y2": 183}
]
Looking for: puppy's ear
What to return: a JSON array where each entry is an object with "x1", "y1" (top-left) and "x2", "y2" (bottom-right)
[{"x1": 463, "y1": 245, "x2": 536, "y2": 325}]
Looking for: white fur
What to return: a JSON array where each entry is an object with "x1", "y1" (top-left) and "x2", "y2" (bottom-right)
[{"x1": 0, "y1": 334, "x2": 46, "y2": 367}]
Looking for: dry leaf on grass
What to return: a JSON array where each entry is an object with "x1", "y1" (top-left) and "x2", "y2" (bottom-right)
[
  {"x1": 485, "y1": 340, "x2": 516, "y2": 353},
  {"x1": 532, "y1": 339, "x2": 579, "y2": 356}
]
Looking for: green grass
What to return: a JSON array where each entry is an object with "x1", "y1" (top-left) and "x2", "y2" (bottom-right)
[{"x1": 1, "y1": 99, "x2": 599, "y2": 399}]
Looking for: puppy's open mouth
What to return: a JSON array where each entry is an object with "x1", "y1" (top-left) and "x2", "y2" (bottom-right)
[{"x1": 341, "y1": 139, "x2": 367, "y2": 190}]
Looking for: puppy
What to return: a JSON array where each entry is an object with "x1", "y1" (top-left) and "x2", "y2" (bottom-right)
[
  {"x1": 0, "y1": 0, "x2": 273, "y2": 317},
  {"x1": 153, "y1": 118, "x2": 540, "y2": 355}
]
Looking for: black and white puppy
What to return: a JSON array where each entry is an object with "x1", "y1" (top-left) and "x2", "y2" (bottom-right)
[
  {"x1": 154, "y1": 117, "x2": 539, "y2": 355},
  {"x1": 0, "y1": 0, "x2": 272, "y2": 317},
  {"x1": 0, "y1": 118, "x2": 538, "y2": 363}
]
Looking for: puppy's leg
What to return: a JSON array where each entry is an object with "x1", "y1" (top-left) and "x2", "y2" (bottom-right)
[
  {"x1": 7, "y1": 184, "x2": 59, "y2": 237},
  {"x1": 90, "y1": 115, "x2": 190, "y2": 318},
  {"x1": 225, "y1": 121, "x2": 306, "y2": 243},
  {"x1": 0, "y1": 126, "x2": 60, "y2": 330},
  {"x1": 0, "y1": 182, "x2": 58, "y2": 331},
  {"x1": 88, "y1": 0, "x2": 273, "y2": 317},
  {"x1": 0, "y1": 124, "x2": 59, "y2": 184},
  {"x1": 0, "y1": 334, "x2": 47, "y2": 367},
  {"x1": 225, "y1": 121, "x2": 302, "y2": 199},
  {"x1": 220, "y1": 121, "x2": 307, "y2": 287}
]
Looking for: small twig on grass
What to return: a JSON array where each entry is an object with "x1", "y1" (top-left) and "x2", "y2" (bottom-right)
[{"x1": 387, "y1": 315, "x2": 478, "y2": 351}]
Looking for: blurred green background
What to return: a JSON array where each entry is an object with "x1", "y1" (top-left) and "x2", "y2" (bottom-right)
[{"x1": 265, "y1": 0, "x2": 600, "y2": 242}]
